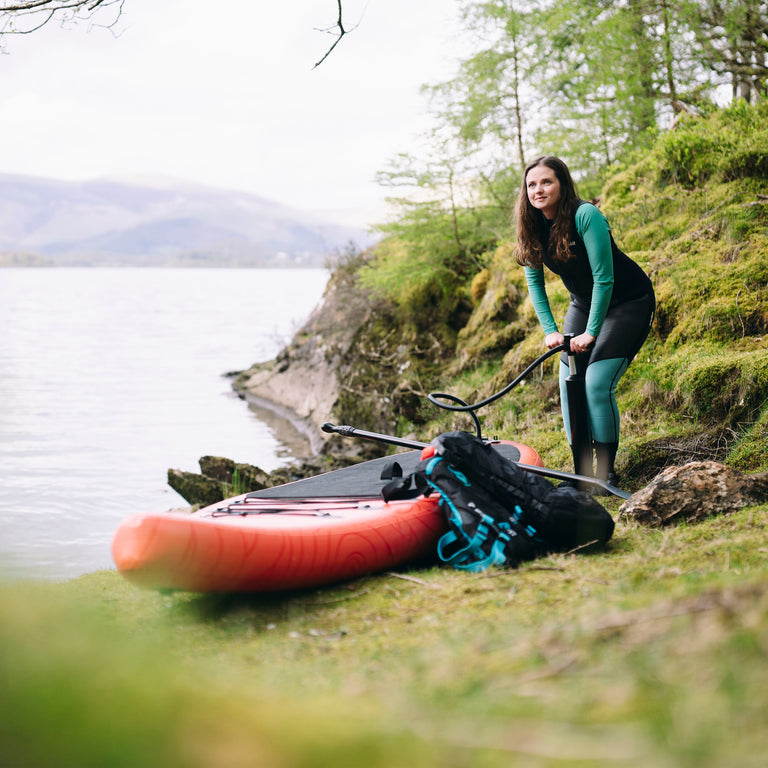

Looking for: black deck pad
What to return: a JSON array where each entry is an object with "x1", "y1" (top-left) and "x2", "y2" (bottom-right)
[{"x1": 247, "y1": 443, "x2": 524, "y2": 500}]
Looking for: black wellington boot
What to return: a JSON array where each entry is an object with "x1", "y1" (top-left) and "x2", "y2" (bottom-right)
[
  {"x1": 594, "y1": 441, "x2": 619, "y2": 490},
  {"x1": 560, "y1": 441, "x2": 594, "y2": 491}
]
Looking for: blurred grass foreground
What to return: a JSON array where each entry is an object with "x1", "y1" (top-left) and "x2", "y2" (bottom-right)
[{"x1": 2, "y1": 500, "x2": 768, "y2": 767}]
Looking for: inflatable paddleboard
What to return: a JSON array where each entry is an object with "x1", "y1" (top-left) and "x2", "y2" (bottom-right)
[{"x1": 112, "y1": 440, "x2": 543, "y2": 593}]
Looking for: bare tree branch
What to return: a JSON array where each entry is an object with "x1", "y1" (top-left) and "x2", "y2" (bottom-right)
[
  {"x1": 1, "y1": 0, "x2": 352, "y2": 68},
  {"x1": 0, "y1": 0, "x2": 124, "y2": 36},
  {"x1": 314, "y1": 0, "x2": 346, "y2": 69}
]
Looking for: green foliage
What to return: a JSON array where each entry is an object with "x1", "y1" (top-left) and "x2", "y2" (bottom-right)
[
  {"x1": 360, "y1": 195, "x2": 504, "y2": 331},
  {"x1": 323, "y1": 240, "x2": 370, "y2": 277},
  {"x1": 225, "y1": 467, "x2": 248, "y2": 497},
  {"x1": 654, "y1": 100, "x2": 768, "y2": 188},
  {"x1": 729, "y1": 402, "x2": 768, "y2": 471},
  {"x1": 416, "y1": 1, "x2": 768, "y2": 195},
  {"x1": 452, "y1": 243, "x2": 531, "y2": 367},
  {"x1": 531, "y1": 0, "x2": 672, "y2": 168},
  {"x1": 430, "y1": 0, "x2": 547, "y2": 171},
  {"x1": 658, "y1": 126, "x2": 733, "y2": 187},
  {"x1": 361, "y1": 214, "x2": 459, "y2": 309}
]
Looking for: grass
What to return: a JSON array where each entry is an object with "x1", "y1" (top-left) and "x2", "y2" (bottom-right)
[{"x1": 2, "y1": 501, "x2": 768, "y2": 767}]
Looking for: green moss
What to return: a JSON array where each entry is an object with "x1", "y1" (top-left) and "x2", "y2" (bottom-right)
[
  {"x1": 652, "y1": 346, "x2": 768, "y2": 424},
  {"x1": 468, "y1": 266, "x2": 489, "y2": 304},
  {"x1": 650, "y1": 100, "x2": 768, "y2": 189},
  {"x1": 453, "y1": 244, "x2": 530, "y2": 367},
  {"x1": 728, "y1": 404, "x2": 768, "y2": 472}
]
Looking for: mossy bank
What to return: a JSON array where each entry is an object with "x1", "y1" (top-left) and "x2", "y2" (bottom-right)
[{"x1": 237, "y1": 101, "x2": 768, "y2": 489}]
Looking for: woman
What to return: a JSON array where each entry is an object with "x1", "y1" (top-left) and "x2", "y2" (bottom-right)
[{"x1": 515, "y1": 155, "x2": 655, "y2": 485}]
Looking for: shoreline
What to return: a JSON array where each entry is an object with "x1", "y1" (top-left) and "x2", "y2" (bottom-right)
[{"x1": 242, "y1": 392, "x2": 326, "y2": 458}]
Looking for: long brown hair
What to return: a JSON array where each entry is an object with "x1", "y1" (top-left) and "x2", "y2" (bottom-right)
[{"x1": 514, "y1": 155, "x2": 580, "y2": 268}]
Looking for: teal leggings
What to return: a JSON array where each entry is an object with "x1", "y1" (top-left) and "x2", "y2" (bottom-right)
[
  {"x1": 559, "y1": 357, "x2": 628, "y2": 444},
  {"x1": 559, "y1": 293, "x2": 655, "y2": 445}
]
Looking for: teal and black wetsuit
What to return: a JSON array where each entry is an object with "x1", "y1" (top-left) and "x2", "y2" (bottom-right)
[{"x1": 523, "y1": 201, "x2": 655, "y2": 478}]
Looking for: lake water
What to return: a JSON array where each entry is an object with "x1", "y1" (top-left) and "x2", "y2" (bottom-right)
[{"x1": 0, "y1": 268, "x2": 329, "y2": 581}]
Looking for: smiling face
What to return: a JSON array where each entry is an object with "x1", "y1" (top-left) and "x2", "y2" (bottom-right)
[{"x1": 526, "y1": 163, "x2": 562, "y2": 220}]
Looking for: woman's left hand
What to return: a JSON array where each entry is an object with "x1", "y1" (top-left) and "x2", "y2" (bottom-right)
[{"x1": 570, "y1": 332, "x2": 595, "y2": 353}]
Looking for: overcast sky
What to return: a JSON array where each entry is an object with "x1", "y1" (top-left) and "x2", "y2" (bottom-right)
[{"x1": 0, "y1": 0, "x2": 466, "y2": 228}]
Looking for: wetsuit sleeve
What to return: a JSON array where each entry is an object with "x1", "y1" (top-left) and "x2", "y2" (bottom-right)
[
  {"x1": 523, "y1": 265, "x2": 559, "y2": 335},
  {"x1": 575, "y1": 204, "x2": 614, "y2": 337}
]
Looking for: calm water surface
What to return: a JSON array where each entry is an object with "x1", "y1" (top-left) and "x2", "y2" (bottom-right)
[{"x1": 0, "y1": 268, "x2": 328, "y2": 580}]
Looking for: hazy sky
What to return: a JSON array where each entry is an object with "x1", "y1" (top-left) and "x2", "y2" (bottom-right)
[{"x1": 0, "y1": 0, "x2": 466, "y2": 228}]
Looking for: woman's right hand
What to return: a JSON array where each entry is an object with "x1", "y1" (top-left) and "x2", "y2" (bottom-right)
[{"x1": 544, "y1": 332, "x2": 564, "y2": 349}]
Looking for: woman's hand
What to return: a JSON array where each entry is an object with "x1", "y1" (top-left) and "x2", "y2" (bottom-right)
[
  {"x1": 569, "y1": 332, "x2": 595, "y2": 353},
  {"x1": 544, "y1": 332, "x2": 564, "y2": 349}
]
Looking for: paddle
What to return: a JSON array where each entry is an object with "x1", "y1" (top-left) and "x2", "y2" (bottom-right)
[
  {"x1": 321, "y1": 422, "x2": 631, "y2": 499},
  {"x1": 321, "y1": 422, "x2": 426, "y2": 451}
]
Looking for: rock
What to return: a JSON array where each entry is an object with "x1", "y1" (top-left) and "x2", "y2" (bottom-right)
[
  {"x1": 167, "y1": 469, "x2": 226, "y2": 507},
  {"x1": 198, "y1": 456, "x2": 237, "y2": 482},
  {"x1": 168, "y1": 457, "x2": 272, "y2": 505},
  {"x1": 168, "y1": 455, "x2": 356, "y2": 506},
  {"x1": 232, "y1": 278, "x2": 352, "y2": 448},
  {"x1": 198, "y1": 456, "x2": 271, "y2": 490},
  {"x1": 231, "y1": 462, "x2": 272, "y2": 491},
  {"x1": 619, "y1": 460, "x2": 768, "y2": 527}
]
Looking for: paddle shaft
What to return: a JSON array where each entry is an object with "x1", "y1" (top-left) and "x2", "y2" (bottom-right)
[
  {"x1": 321, "y1": 422, "x2": 427, "y2": 450},
  {"x1": 321, "y1": 422, "x2": 631, "y2": 499}
]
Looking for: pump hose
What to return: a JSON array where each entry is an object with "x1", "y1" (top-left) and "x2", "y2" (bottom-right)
[{"x1": 427, "y1": 343, "x2": 566, "y2": 415}]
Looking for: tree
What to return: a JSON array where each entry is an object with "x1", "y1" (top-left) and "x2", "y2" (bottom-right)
[
  {"x1": 684, "y1": 0, "x2": 768, "y2": 101},
  {"x1": 410, "y1": 0, "x2": 768, "y2": 190},
  {"x1": 313, "y1": 0, "x2": 350, "y2": 68},
  {"x1": 0, "y1": 0, "x2": 351, "y2": 64},
  {"x1": 375, "y1": 143, "x2": 504, "y2": 273},
  {"x1": 0, "y1": 0, "x2": 124, "y2": 35},
  {"x1": 426, "y1": 0, "x2": 545, "y2": 174}
]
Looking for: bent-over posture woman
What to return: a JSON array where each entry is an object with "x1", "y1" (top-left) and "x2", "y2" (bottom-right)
[{"x1": 515, "y1": 155, "x2": 655, "y2": 485}]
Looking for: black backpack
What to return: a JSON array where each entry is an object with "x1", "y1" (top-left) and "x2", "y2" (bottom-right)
[{"x1": 382, "y1": 431, "x2": 615, "y2": 572}]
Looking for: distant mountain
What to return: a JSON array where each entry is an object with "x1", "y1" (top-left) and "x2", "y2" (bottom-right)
[{"x1": 0, "y1": 173, "x2": 372, "y2": 266}]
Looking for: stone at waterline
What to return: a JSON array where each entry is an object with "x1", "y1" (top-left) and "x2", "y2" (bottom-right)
[
  {"x1": 167, "y1": 469, "x2": 224, "y2": 506},
  {"x1": 198, "y1": 455, "x2": 238, "y2": 482},
  {"x1": 167, "y1": 456, "x2": 272, "y2": 506},
  {"x1": 619, "y1": 461, "x2": 768, "y2": 527},
  {"x1": 198, "y1": 455, "x2": 271, "y2": 489},
  {"x1": 168, "y1": 452, "x2": 362, "y2": 507}
]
